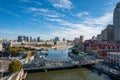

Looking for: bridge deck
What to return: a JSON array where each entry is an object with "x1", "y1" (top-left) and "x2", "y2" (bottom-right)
[{"x1": 23, "y1": 60, "x2": 96, "y2": 71}]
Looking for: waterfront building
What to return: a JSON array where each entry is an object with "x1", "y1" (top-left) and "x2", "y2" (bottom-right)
[
  {"x1": 54, "y1": 41, "x2": 67, "y2": 45},
  {"x1": 74, "y1": 38, "x2": 80, "y2": 45},
  {"x1": 74, "y1": 36, "x2": 84, "y2": 45},
  {"x1": 82, "y1": 40, "x2": 120, "y2": 58},
  {"x1": 46, "y1": 41, "x2": 54, "y2": 45},
  {"x1": 10, "y1": 42, "x2": 22, "y2": 47},
  {"x1": 107, "y1": 52, "x2": 120, "y2": 67},
  {"x1": 113, "y1": 2, "x2": 120, "y2": 43}
]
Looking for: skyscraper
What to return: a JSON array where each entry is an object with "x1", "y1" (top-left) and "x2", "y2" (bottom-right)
[
  {"x1": 54, "y1": 37, "x2": 59, "y2": 41},
  {"x1": 96, "y1": 34, "x2": 102, "y2": 41},
  {"x1": 80, "y1": 36, "x2": 84, "y2": 43},
  {"x1": 113, "y1": 2, "x2": 120, "y2": 43},
  {"x1": 37, "y1": 37, "x2": 40, "y2": 42},
  {"x1": 101, "y1": 25, "x2": 114, "y2": 41},
  {"x1": 30, "y1": 37, "x2": 32, "y2": 42},
  {"x1": 17, "y1": 36, "x2": 24, "y2": 42}
]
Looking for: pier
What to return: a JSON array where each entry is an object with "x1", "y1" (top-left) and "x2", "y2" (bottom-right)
[{"x1": 91, "y1": 65, "x2": 120, "y2": 80}]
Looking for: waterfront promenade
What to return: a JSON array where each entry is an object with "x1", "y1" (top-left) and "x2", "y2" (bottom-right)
[{"x1": 91, "y1": 64, "x2": 120, "y2": 80}]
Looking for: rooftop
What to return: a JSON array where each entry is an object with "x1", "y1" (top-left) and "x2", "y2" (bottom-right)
[{"x1": 116, "y1": 2, "x2": 120, "y2": 8}]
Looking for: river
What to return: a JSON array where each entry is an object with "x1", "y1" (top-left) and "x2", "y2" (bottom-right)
[{"x1": 25, "y1": 46, "x2": 114, "y2": 80}]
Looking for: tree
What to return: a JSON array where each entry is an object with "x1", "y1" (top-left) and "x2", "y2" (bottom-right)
[
  {"x1": 72, "y1": 48, "x2": 79, "y2": 55},
  {"x1": 6, "y1": 47, "x2": 25, "y2": 57},
  {"x1": 9, "y1": 59, "x2": 22, "y2": 73}
]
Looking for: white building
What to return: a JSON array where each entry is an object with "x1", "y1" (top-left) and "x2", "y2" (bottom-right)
[
  {"x1": 46, "y1": 41, "x2": 54, "y2": 45},
  {"x1": 107, "y1": 52, "x2": 120, "y2": 67},
  {"x1": 55, "y1": 41, "x2": 67, "y2": 45}
]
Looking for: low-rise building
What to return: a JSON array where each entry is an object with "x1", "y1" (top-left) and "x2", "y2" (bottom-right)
[
  {"x1": 46, "y1": 41, "x2": 54, "y2": 45},
  {"x1": 107, "y1": 52, "x2": 120, "y2": 67},
  {"x1": 55, "y1": 41, "x2": 67, "y2": 45},
  {"x1": 82, "y1": 40, "x2": 120, "y2": 58}
]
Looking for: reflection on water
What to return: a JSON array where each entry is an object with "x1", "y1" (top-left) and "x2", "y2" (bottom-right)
[
  {"x1": 26, "y1": 68, "x2": 112, "y2": 80},
  {"x1": 46, "y1": 46, "x2": 71, "y2": 61},
  {"x1": 26, "y1": 46, "x2": 113, "y2": 80}
]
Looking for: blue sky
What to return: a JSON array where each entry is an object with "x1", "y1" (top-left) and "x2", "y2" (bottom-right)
[{"x1": 0, "y1": 0, "x2": 119, "y2": 40}]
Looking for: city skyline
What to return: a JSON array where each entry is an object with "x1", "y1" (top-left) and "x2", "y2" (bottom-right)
[{"x1": 0, "y1": 0, "x2": 119, "y2": 40}]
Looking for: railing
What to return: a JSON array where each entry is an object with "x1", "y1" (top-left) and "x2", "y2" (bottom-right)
[{"x1": 23, "y1": 60, "x2": 97, "y2": 70}]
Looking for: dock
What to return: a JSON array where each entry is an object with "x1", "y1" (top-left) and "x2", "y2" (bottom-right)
[{"x1": 91, "y1": 65, "x2": 120, "y2": 80}]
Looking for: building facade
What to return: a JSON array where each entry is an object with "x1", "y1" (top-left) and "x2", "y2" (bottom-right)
[
  {"x1": 101, "y1": 24, "x2": 114, "y2": 42},
  {"x1": 113, "y1": 2, "x2": 120, "y2": 43},
  {"x1": 80, "y1": 36, "x2": 84, "y2": 43},
  {"x1": 107, "y1": 52, "x2": 120, "y2": 67},
  {"x1": 96, "y1": 34, "x2": 102, "y2": 41}
]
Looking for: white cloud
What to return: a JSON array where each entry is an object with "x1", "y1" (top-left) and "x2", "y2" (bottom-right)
[
  {"x1": 76, "y1": 11, "x2": 89, "y2": 17},
  {"x1": 46, "y1": 12, "x2": 113, "y2": 40},
  {"x1": 28, "y1": 7, "x2": 49, "y2": 13},
  {"x1": 34, "y1": 1, "x2": 42, "y2": 5},
  {"x1": 21, "y1": 0, "x2": 42, "y2": 5},
  {"x1": 0, "y1": 8, "x2": 19, "y2": 17},
  {"x1": 49, "y1": 0, "x2": 73, "y2": 9},
  {"x1": 83, "y1": 12, "x2": 113, "y2": 26},
  {"x1": 50, "y1": 26, "x2": 103, "y2": 40},
  {"x1": 24, "y1": 7, "x2": 65, "y2": 18}
]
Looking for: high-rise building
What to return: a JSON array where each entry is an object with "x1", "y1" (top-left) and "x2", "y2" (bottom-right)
[
  {"x1": 107, "y1": 25, "x2": 114, "y2": 41},
  {"x1": 113, "y1": 2, "x2": 120, "y2": 43},
  {"x1": 92, "y1": 36, "x2": 96, "y2": 41},
  {"x1": 74, "y1": 38, "x2": 80, "y2": 45},
  {"x1": 30, "y1": 37, "x2": 32, "y2": 42},
  {"x1": 63, "y1": 38, "x2": 65, "y2": 41},
  {"x1": 101, "y1": 24, "x2": 114, "y2": 41},
  {"x1": 37, "y1": 37, "x2": 40, "y2": 42},
  {"x1": 26, "y1": 36, "x2": 29, "y2": 42},
  {"x1": 96, "y1": 34, "x2": 102, "y2": 41},
  {"x1": 80, "y1": 36, "x2": 84, "y2": 43},
  {"x1": 54, "y1": 37, "x2": 59, "y2": 41},
  {"x1": 17, "y1": 36, "x2": 29, "y2": 42},
  {"x1": 34, "y1": 38, "x2": 36, "y2": 42},
  {"x1": 101, "y1": 28, "x2": 107, "y2": 41},
  {"x1": 17, "y1": 36, "x2": 24, "y2": 42}
]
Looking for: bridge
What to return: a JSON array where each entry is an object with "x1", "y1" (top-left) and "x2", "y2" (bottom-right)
[{"x1": 23, "y1": 59, "x2": 97, "y2": 71}]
